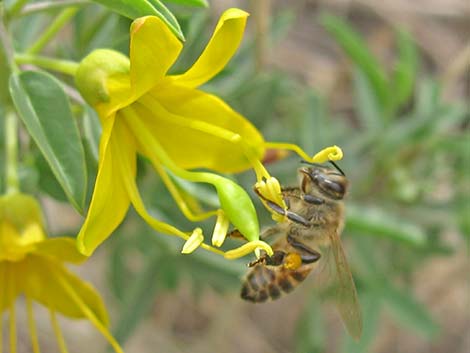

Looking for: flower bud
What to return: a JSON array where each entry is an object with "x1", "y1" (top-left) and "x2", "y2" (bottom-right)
[{"x1": 75, "y1": 49, "x2": 130, "y2": 107}]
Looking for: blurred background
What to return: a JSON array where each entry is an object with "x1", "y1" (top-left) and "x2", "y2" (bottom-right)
[{"x1": 8, "y1": 0, "x2": 469, "y2": 352}]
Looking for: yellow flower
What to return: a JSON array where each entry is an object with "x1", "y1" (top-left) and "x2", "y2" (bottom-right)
[
  {"x1": 75, "y1": 7, "x2": 342, "y2": 260},
  {"x1": 0, "y1": 193, "x2": 123, "y2": 353}
]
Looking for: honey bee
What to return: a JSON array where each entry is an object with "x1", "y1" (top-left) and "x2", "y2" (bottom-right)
[{"x1": 240, "y1": 162, "x2": 362, "y2": 340}]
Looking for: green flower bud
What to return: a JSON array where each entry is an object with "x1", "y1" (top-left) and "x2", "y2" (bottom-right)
[
  {"x1": 75, "y1": 49, "x2": 130, "y2": 107},
  {"x1": 0, "y1": 193, "x2": 44, "y2": 233}
]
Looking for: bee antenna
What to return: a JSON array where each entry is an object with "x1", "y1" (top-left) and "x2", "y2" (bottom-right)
[
  {"x1": 329, "y1": 161, "x2": 345, "y2": 176},
  {"x1": 300, "y1": 160, "x2": 322, "y2": 168}
]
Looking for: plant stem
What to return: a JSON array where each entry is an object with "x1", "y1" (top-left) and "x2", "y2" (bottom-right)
[
  {"x1": 15, "y1": 53, "x2": 79, "y2": 76},
  {"x1": 5, "y1": 110, "x2": 19, "y2": 195},
  {"x1": 20, "y1": 0, "x2": 89, "y2": 17},
  {"x1": 6, "y1": 0, "x2": 28, "y2": 19},
  {"x1": 251, "y1": 0, "x2": 271, "y2": 72},
  {"x1": 27, "y1": 7, "x2": 79, "y2": 55}
]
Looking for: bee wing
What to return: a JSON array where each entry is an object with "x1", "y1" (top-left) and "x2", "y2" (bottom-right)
[{"x1": 324, "y1": 230, "x2": 363, "y2": 340}]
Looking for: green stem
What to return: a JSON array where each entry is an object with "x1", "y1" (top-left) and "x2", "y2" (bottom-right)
[
  {"x1": 27, "y1": 7, "x2": 79, "y2": 55},
  {"x1": 6, "y1": 0, "x2": 28, "y2": 18},
  {"x1": 20, "y1": 1, "x2": 89, "y2": 17},
  {"x1": 5, "y1": 110, "x2": 19, "y2": 194},
  {"x1": 15, "y1": 53, "x2": 78, "y2": 76}
]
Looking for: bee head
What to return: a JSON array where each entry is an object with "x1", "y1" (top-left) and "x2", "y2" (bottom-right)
[{"x1": 299, "y1": 163, "x2": 348, "y2": 200}]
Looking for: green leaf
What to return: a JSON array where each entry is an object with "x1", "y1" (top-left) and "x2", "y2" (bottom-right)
[
  {"x1": 346, "y1": 205, "x2": 427, "y2": 247},
  {"x1": 9, "y1": 71, "x2": 87, "y2": 213},
  {"x1": 91, "y1": 0, "x2": 185, "y2": 41},
  {"x1": 301, "y1": 90, "x2": 332, "y2": 153},
  {"x1": 381, "y1": 283, "x2": 439, "y2": 339},
  {"x1": 321, "y1": 14, "x2": 390, "y2": 114},
  {"x1": 82, "y1": 105, "x2": 102, "y2": 162},
  {"x1": 353, "y1": 68, "x2": 384, "y2": 129},
  {"x1": 35, "y1": 152, "x2": 68, "y2": 203},
  {"x1": 113, "y1": 249, "x2": 161, "y2": 344},
  {"x1": 390, "y1": 29, "x2": 418, "y2": 113},
  {"x1": 164, "y1": 0, "x2": 208, "y2": 7}
]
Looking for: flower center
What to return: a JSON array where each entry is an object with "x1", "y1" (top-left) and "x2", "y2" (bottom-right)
[{"x1": 0, "y1": 221, "x2": 43, "y2": 262}]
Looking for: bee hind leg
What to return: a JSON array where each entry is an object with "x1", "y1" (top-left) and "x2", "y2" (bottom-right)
[{"x1": 287, "y1": 234, "x2": 321, "y2": 264}]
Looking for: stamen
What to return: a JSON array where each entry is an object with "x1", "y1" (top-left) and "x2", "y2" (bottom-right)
[
  {"x1": 0, "y1": 264, "x2": 5, "y2": 353},
  {"x1": 263, "y1": 142, "x2": 343, "y2": 163},
  {"x1": 224, "y1": 240, "x2": 273, "y2": 259},
  {"x1": 181, "y1": 228, "x2": 204, "y2": 254},
  {"x1": 212, "y1": 210, "x2": 230, "y2": 247},
  {"x1": 154, "y1": 163, "x2": 218, "y2": 222},
  {"x1": 26, "y1": 297, "x2": 41, "y2": 353},
  {"x1": 254, "y1": 177, "x2": 287, "y2": 222},
  {"x1": 52, "y1": 267, "x2": 125, "y2": 353},
  {"x1": 50, "y1": 310, "x2": 68, "y2": 353},
  {"x1": 8, "y1": 274, "x2": 16, "y2": 353}
]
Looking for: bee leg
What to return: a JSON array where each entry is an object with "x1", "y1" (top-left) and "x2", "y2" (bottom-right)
[
  {"x1": 301, "y1": 194, "x2": 325, "y2": 205},
  {"x1": 248, "y1": 250, "x2": 286, "y2": 267},
  {"x1": 254, "y1": 186, "x2": 311, "y2": 226},
  {"x1": 287, "y1": 235, "x2": 321, "y2": 264},
  {"x1": 261, "y1": 199, "x2": 312, "y2": 227}
]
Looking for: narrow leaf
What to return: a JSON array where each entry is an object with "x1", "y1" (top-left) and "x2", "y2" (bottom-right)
[
  {"x1": 346, "y1": 205, "x2": 427, "y2": 247},
  {"x1": 9, "y1": 71, "x2": 87, "y2": 213},
  {"x1": 353, "y1": 68, "x2": 384, "y2": 129},
  {"x1": 381, "y1": 283, "x2": 439, "y2": 339},
  {"x1": 321, "y1": 14, "x2": 390, "y2": 113},
  {"x1": 91, "y1": 0, "x2": 184, "y2": 41},
  {"x1": 390, "y1": 29, "x2": 418, "y2": 113},
  {"x1": 164, "y1": 0, "x2": 208, "y2": 7},
  {"x1": 113, "y1": 251, "x2": 161, "y2": 344}
]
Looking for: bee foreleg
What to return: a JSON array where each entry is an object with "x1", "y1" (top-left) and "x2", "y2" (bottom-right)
[
  {"x1": 261, "y1": 199, "x2": 311, "y2": 227},
  {"x1": 301, "y1": 194, "x2": 325, "y2": 205},
  {"x1": 248, "y1": 250, "x2": 286, "y2": 267},
  {"x1": 287, "y1": 234, "x2": 321, "y2": 264}
]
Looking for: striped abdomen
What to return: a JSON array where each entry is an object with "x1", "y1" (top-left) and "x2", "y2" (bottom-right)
[{"x1": 240, "y1": 263, "x2": 314, "y2": 302}]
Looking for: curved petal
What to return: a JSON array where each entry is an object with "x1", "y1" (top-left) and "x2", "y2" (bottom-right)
[
  {"x1": 0, "y1": 263, "x2": 22, "y2": 313},
  {"x1": 34, "y1": 237, "x2": 87, "y2": 264},
  {"x1": 137, "y1": 85, "x2": 264, "y2": 173},
  {"x1": 172, "y1": 8, "x2": 248, "y2": 87},
  {"x1": 77, "y1": 117, "x2": 135, "y2": 256},
  {"x1": 130, "y1": 16, "x2": 183, "y2": 98},
  {"x1": 18, "y1": 255, "x2": 109, "y2": 325}
]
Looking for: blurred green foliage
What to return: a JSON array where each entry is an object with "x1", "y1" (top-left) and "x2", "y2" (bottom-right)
[{"x1": 1, "y1": 2, "x2": 468, "y2": 352}]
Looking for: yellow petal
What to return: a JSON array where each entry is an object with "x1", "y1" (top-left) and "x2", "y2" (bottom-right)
[
  {"x1": 130, "y1": 16, "x2": 183, "y2": 98},
  {"x1": 172, "y1": 8, "x2": 248, "y2": 87},
  {"x1": 77, "y1": 117, "x2": 134, "y2": 256},
  {"x1": 0, "y1": 263, "x2": 21, "y2": 313},
  {"x1": 34, "y1": 237, "x2": 87, "y2": 264},
  {"x1": 18, "y1": 255, "x2": 109, "y2": 325},
  {"x1": 137, "y1": 86, "x2": 264, "y2": 173}
]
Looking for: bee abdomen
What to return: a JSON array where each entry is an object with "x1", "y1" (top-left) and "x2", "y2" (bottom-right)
[{"x1": 241, "y1": 264, "x2": 312, "y2": 303}]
